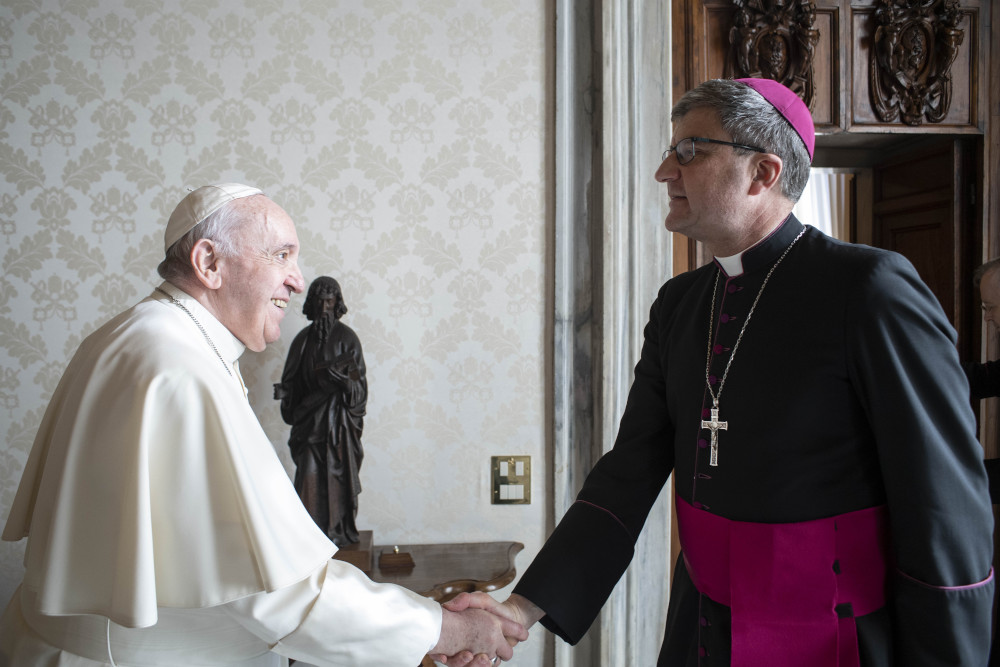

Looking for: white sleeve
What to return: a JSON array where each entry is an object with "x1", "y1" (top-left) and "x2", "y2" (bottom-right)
[{"x1": 221, "y1": 559, "x2": 443, "y2": 666}]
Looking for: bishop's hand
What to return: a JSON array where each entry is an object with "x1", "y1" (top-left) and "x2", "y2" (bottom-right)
[
  {"x1": 429, "y1": 592, "x2": 542, "y2": 666},
  {"x1": 429, "y1": 600, "x2": 528, "y2": 665}
]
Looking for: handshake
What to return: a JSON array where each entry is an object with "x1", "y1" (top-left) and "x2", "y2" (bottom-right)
[{"x1": 428, "y1": 592, "x2": 544, "y2": 666}]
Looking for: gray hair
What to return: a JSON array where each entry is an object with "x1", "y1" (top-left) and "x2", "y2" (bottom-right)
[
  {"x1": 973, "y1": 258, "x2": 1000, "y2": 288},
  {"x1": 156, "y1": 198, "x2": 254, "y2": 283},
  {"x1": 671, "y1": 79, "x2": 811, "y2": 203}
]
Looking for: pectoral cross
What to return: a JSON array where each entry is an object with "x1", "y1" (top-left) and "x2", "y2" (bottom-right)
[{"x1": 701, "y1": 404, "x2": 728, "y2": 467}]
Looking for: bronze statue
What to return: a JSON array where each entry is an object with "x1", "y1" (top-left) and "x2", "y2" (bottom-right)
[{"x1": 275, "y1": 277, "x2": 367, "y2": 547}]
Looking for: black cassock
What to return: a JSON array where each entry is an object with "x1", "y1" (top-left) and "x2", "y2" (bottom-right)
[{"x1": 513, "y1": 216, "x2": 994, "y2": 665}]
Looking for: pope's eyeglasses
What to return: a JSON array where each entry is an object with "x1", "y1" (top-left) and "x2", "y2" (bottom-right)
[{"x1": 662, "y1": 137, "x2": 767, "y2": 165}]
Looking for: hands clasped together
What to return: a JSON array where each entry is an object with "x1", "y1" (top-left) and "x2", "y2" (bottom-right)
[{"x1": 429, "y1": 593, "x2": 545, "y2": 666}]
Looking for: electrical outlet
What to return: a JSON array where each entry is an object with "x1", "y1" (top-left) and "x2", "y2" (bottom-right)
[{"x1": 491, "y1": 455, "x2": 531, "y2": 504}]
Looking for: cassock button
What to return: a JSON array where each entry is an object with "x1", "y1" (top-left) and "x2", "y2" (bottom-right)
[
  {"x1": 713, "y1": 344, "x2": 725, "y2": 354},
  {"x1": 720, "y1": 313, "x2": 730, "y2": 323},
  {"x1": 727, "y1": 283, "x2": 739, "y2": 293},
  {"x1": 700, "y1": 616, "x2": 709, "y2": 627},
  {"x1": 698, "y1": 646, "x2": 708, "y2": 657},
  {"x1": 698, "y1": 438, "x2": 708, "y2": 449},
  {"x1": 708, "y1": 375, "x2": 718, "y2": 385},
  {"x1": 692, "y1": 501, "x2": 704, "y2": 509},
  {"x1": 702, "y1": 408, "x2": 711, "y2": 419}
]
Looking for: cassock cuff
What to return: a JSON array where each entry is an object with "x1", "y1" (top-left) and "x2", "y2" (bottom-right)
[
  {"x1": 890, "y1": 567, "x2": 995, "y2": 665},
  {"x1": 513, "y1": 500, "x2": 634, "y2": 644}
]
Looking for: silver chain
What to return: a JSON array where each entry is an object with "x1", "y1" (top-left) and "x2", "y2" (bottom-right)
[
  {"x1": 705, "y1": 227, "x2": 806, "y2": 408},
  {"x1": 155, "y1": 288, "x2": 233, "y2": 377}
]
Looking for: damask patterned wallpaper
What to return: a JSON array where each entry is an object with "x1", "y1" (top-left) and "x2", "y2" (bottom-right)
[{"x1": 0, "y1": 0, "x2": 549, "y2": 658}]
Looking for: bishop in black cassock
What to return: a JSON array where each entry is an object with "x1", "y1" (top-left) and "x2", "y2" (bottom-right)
[
  {"x1": 442, "y1": 78, "x2": 995, "y2": 666},
  {"x1": 513, "y1": 215, "x2": 993, "y2": 665}
]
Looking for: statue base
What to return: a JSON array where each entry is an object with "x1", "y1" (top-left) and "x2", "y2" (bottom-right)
[{"x1": 332, "y1": 530, "x2": 373, "y2": 574}]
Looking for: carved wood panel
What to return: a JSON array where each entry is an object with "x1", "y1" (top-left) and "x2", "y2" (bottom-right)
[
  {"x1": 672, "y1": 0, "x2": 840, "y2": 130},
  {"x1": 726, "y1": 0, "x2": 821, "y2": 108},
  {"x1": 869, "y1": 0, "x2": 966, "y2": 126},
  {"x1": 672, "y1": 0, "x2": 985, "y2": 135},
  {"x1": 850, "y1": 0, "x2": 980, "y2": 130}
]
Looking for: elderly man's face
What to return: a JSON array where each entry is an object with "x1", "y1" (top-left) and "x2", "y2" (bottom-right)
[
  {"x1": 981, "y1": 268, "x2": 1000, "y2": 333},
  {"x1": 215, "y1": 198, "x2": 305, "y2": 352},
  {"x1": 655, "y1": 107, "x2": 757, "y2": 249}
]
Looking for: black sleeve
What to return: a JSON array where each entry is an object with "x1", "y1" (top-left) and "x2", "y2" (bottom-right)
[
  {"x1": 513, "y1": 287, "x2": 675, "y2": 644},
  {"x1": 963, "y1": 359, "x2": 1000, "y2": 400},
  {"x1": 986, "y1": 458, "x2": 1000, "y2": 502},
  {"x1": 846, "y1": 251, "x2": 994, "y2": 666}
]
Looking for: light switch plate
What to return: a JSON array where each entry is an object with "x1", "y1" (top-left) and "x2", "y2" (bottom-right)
[{"x1": 491, "y1": 455, "x2": 531, "y2": 504}]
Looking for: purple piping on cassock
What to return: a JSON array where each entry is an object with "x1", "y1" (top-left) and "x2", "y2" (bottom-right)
[{"x1": 574, "y1": 500, "x2": 633, "y2": 541}]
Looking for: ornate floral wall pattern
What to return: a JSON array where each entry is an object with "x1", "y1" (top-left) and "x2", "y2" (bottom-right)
[{"x1": 0, "y1": 3, "x2": 548, "y2": 661}]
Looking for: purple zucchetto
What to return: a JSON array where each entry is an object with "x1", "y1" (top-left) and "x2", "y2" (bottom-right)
[{"x1": 735, "y1": 78, "x2": 815, "y2": 161}]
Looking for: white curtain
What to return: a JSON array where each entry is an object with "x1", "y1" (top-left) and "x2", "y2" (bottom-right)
[{"x1": 794, "y1": 169, "x2": 854, "y2": 241}]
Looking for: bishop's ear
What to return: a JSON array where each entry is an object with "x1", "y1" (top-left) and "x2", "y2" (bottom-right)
[
  {"x1": 748, "y1": 153, "x2": 783, "y2": 196},
  {"x1": 189, "y1": 239, "x2": 223, "y2": 290}
]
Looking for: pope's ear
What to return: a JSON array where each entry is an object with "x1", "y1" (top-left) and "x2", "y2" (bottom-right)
[
  {"x1": 748, "y1": 153, "x2": 783, "y2": 196},
  {"x1": 190, "y1": 239, "x2": 223, "y2": 290}
]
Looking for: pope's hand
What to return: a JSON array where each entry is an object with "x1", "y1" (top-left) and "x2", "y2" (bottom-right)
[
  {"x1": 429, "y1": 592, "x2": 543, "y2": 665},
  {"x1": 429, "y1": 599, "x2": 528, "y2": 665}
]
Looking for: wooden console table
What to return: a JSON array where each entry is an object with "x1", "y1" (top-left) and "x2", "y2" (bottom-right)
[{"x1": 369, "y1": 541, "x2": 523, "y2": 602}]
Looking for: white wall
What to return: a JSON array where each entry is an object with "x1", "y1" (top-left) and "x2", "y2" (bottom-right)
[{"x1": 0, "y1": 2, "x2": 550, "y2": 663}]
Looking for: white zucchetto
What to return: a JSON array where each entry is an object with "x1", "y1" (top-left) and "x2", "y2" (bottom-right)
[{"x1": 164, "y1": 183, "x2": 264, "y2": 252}]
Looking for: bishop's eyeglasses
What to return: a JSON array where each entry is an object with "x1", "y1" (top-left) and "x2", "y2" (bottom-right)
[{"x1": 662, "y1": 137, "x2": 766, "y2": 165}]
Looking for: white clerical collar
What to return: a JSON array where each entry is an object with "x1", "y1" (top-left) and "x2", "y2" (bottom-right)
[
  {"x1": 713, "y1": 217, "x2": 790, "y2": 277},
  {"x1": 715, "y1": 252, "x2": 745, "y2": 277},
  {"x1": 155, "y1": 281, "x2": 247, "y2": 365}
]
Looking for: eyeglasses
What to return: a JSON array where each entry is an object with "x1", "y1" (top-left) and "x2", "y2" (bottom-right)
[{"x1": 661, "y1": 137, "x2": 767, "y2": 165}]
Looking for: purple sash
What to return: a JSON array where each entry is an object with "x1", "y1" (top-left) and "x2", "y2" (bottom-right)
[{"x1": 676, "y1": 495, "x2": 889, "y2": 667}]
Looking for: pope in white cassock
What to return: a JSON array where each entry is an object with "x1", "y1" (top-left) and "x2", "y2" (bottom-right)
[{"x1": 0, "y1": 184, "x2": 525, "y2": 667}]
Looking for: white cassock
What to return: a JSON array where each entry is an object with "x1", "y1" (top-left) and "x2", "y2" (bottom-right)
[{"x1": 0, "y1": 282, "x2": 440, "y2": 666}]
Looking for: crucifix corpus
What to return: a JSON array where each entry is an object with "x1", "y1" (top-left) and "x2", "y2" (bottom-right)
[{"x1": 701, "y1": 403, "x2": 728, "y2": 467}]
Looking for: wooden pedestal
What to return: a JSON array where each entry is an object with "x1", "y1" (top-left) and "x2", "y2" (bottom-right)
[{"x1": 332, "y1": 530, "x2": 373, "y2": 574}]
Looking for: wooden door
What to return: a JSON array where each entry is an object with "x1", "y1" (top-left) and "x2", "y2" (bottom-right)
[{"x1": 872, "y1": 138, "x2": 977, "y2": 359}]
